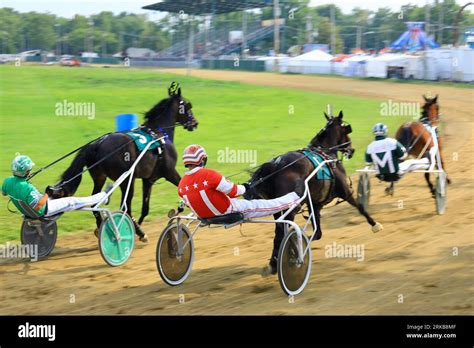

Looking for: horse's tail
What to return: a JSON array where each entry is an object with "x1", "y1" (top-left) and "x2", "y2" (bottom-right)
[
  {"x1": 58, "y1": 143, "x2": 96, "y2": 196},
  {"x1": 244, "y1": 159, "x2": 277, "y2": 199}
]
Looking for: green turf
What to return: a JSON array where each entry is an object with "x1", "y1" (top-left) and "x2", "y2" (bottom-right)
[{"x1": 0, "y1": 65, "x2": 421, "y2": 242}]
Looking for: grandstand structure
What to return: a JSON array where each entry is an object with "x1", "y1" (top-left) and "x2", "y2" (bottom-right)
[{"x1": 143, "y1": 0, "x2": 281, "y2": 68}]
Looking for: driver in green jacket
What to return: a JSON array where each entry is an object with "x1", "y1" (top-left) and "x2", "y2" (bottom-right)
[{"x1": 2, "y1": 155, "x2": 112, "y2": 218}]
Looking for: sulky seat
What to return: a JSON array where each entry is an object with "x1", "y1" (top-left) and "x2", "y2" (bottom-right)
[{"x1": 198, "y1": 212, "x2": 244, "y2": 226}]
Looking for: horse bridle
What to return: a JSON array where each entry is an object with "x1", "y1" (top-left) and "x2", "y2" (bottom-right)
[{"x1": 178, "y1": 99, "x2": 196, "y2": 129}]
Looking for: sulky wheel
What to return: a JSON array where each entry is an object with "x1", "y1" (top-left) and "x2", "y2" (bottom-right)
[
  {"x1": 156, "y1": 222, "x2": 194, "y2": 286},
  {"x1": 99, "y1": 211, "x2": 135, "y2": 267},
  {"x1": 357, "y1": 173, "x2": 370, "y2": 211},
  {"x1": 21, "y1": 219, "x2": 57, "y2": 259},
  {"x1": 277, "y1": 229, "x2": 312, "y2": 296},
  {"x1": 435, "y1": 172, "x2": 447, "y2": 215}
]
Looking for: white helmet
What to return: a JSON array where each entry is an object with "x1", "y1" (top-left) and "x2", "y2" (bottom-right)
[{"x1": 372, "y1": 123, "x2": 388, "y2": 136}]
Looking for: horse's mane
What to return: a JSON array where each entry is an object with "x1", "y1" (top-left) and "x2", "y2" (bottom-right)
[
  {"x1": 144, "y1": 97, "x2": 172, "y2": 123},
  {"x1": 309, "y1": 117, "x2": 336, "y2": 147}
]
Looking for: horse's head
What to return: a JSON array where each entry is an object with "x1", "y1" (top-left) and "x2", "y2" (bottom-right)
[
  {"x1": 168, "y1": 82, "x2": 198, "y2": 131},
  {"x1": 144, "y1": 82, "x2": 199, "y2": 134},
  {"x1": 310, "y1": 110, "x2": 354, "y2": 158},
  {"x1": 421, "y1": 94, "x2": 440, "y2": 124}
]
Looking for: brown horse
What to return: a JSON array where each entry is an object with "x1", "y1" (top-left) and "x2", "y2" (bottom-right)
[{"x1": 395, "y1": 95, "x2": 450, "y2": 196}]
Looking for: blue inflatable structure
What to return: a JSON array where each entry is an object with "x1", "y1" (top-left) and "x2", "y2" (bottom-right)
[{"x1": 390, "y1": 22, "x2": 439, "y2": 51}]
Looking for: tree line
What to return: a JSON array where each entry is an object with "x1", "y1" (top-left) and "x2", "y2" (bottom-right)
[{"x1": 0, "y1": 0, "x2": 473, "y2": 55}]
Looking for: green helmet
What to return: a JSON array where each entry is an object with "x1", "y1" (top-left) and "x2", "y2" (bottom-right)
[
  {"x1": 372, "y1": 123, "x2": 388, "y2": 137},
  {"x1": 12, "y1": 155, "x2": 35, "y2": 177}
]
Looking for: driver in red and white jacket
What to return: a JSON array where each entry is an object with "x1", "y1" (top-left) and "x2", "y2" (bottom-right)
[{"x1": 178, "y1": 144, "x2": 302, "y2": 219}]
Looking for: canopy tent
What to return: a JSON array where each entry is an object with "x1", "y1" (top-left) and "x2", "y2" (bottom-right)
[
  {"x1": 289, "y1": 49, "x2": 333, "y2": 62},
  {"x1": 284, "y1": 49, "x2": 333, "y2": 74},
  {"x1": 390, "y1": 22, "x2": 439, "y2": 51}
]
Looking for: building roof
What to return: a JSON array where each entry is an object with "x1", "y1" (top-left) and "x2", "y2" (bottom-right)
[{"x1": 143, "y1": 0, "x2": 271, "y2": 15}]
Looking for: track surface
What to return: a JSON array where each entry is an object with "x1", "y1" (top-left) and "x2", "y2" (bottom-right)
[{"x1": 1, "y1": 71, "x2": 473, "y2": 315}]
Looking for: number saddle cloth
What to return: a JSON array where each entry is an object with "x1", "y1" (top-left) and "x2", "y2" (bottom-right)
[{"x1": 126, "y1": 127, "x2": 166, "y2": 154}]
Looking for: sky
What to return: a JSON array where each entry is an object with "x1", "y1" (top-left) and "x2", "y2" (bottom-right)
[{"x1": 0, "y1": 0, "x2": 469, "y2": 18}]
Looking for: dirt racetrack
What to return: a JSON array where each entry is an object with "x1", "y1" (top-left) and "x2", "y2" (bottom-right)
[{"x1": 1, "y1": 70, "x2": 472, "y2": 315}]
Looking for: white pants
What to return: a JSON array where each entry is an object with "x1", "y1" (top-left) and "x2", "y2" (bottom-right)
[
  {"x1": 45, "y1": 192, "x2": 107, "y2": 217},
  {"x1": 399, "y1": 158, "x2": 430, "y2": 174},
  {"x1": 226, "y1": 192, "x2": 300, "y2": 219}
]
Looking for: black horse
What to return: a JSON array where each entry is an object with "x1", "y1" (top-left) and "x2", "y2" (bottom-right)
[
  {"x1": 244, "y1": 111, "x2": 382, "y2": 274},
  {"x1": 47, "y1": 83, "x2": 198, "y2": 242}
]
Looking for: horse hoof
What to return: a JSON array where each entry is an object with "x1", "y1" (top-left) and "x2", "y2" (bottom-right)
[
  {"x1": 139, "y1": 234, "x2": 149, "y2": 243},
  {"x1": 372, "y1": 222, "x2": 383, "y2": 233},
  {"x1": 312, "y1": 231, "x2": 322, "y2": 241},
  {"x1": 261, "y1": 265, "x2": 276, "y2": 278},
  {"x1": 94, "y1": 228, "x2": 99, "y2": 238}
]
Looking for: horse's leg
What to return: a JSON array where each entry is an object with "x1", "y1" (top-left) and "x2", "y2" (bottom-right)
[
  {"x1": 345, "y1": 195, "x2": 383, "y2": 233},
  {"x1": 163, "y1": 167, "x2": 181, "y2": 187},
  {"x1": 385, "y1": 182, "x2": 395, "y2": 196},
  {"x1": 138, "y1": 179, "x2": 153, "y2": 225},
  {"x1": 334, "y1": 164, "x2": 382, "y2": 232},
  {"x1": 311, "y1": 206, "x2": 323, "y2": 241},
  {"x1": 120, "y1": 179, "x2": 148, "y2": 242},
  {"x1": 424, "y1": 172, "x2": 436, "y2": 198},
  {"x1": 90, "y1": 170, "x2": 107, "y2": 237}
]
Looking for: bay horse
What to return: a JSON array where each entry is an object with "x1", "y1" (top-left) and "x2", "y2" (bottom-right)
[
  {"x1": 394, "y1": 95, "x2": 450, "y2": 197},
  {"x1": 244, "y1": 111, "x2": 383, "y2": 274},
  {"x1": 46, "y1": 83, "x2": 198, "y2": 242}
]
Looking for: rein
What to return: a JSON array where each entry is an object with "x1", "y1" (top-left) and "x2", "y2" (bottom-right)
[
  {"x1": 27, "y1": 133, "x2": 111, "y2": 181},
  {"x1": 250, "y1": 154, "x2": 308, "y2": 188},
  {"x1": 52, "y1": 137, "x2": 138, "y2": 189}
]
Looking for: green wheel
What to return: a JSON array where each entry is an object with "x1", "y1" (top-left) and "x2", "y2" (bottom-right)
[
  {"x1": 357, "y1": 173, "x2": 370, "y2": 211},
  {"x1": 99, "y1": 211, "x2": 135, "y2": 266},
  {"x1": 156, "y1": 223, "x2": 194, "y2": 286}
]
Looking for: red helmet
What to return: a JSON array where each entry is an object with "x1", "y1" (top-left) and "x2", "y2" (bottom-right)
[{"x1": 183, "y1": 144, "x2": 207, "y2": 167}]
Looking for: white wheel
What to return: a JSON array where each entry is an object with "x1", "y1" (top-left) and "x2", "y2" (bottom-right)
[
  {"x1": 277, "y1": 230, "x2": 312, "y2": 296},
  {"x1": 435, "y1": 172, "x2": 447, "y2": 215},
  {"x1": 156, "y1": 223, "x2": 194, "y2": 286},
  {"x1": 357, "y1": 173, "x2": 370, "y2": 211}
]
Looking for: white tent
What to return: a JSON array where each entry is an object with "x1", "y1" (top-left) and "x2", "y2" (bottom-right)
[
  {"x1": 343, "y1": 55, "x2": 374, "y2": 77},
  {"x1": 365, "y1": 54, "x2": 424, "y2": 79},
  {"x1": 425, "y1": 48, "x2": 474, "y2": 82},
  {"x1": 285, "y1": 49, "x2": 333, "y2": 74}
]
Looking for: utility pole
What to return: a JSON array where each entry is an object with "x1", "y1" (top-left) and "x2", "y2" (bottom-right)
[
  {"x1": 187, "y1": 15, "x2": 194, "y2": 76},
  {"x1": 425, "y1": 0, "x2": 431, "y2": 37},
  {"x1": 305, "y1": 14, "x2": 313, "y2": 44},
  {"x1": 54, "y1": 23, "x2": 61, "y2": 58},
  {"x1": 273, "y1": 0, "x2": 280, "y2": 72},
  {"x1": 330, "y1": 4, "x2": 336, "y2": 54},
  {"x1": 356, "y1": 25, "x2": 362, "y2": 49},
  {"x1": 438, "y1": 0, "x2": 444, "y2": 45},
  {"x1": 242, "y1": 0, "x2": 248, "y2": 58}
]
